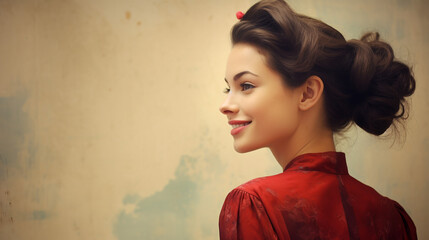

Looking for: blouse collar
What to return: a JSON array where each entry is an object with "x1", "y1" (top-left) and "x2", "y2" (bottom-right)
[{"x1": 283, "y1": 151, "x2": 348, "y2": 175}]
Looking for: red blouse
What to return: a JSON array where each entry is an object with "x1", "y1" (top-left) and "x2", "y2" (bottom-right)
[{"x1": 219, "y1": 152, "x2": 417, "y2": 240}]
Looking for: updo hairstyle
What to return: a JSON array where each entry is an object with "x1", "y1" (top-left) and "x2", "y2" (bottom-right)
[{"x1": 232, "y1": 0, "x2": 416, "y2": 135}]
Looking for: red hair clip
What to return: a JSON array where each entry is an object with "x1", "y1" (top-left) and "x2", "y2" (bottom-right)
[{"x1": 236, "y1": 11, "x2": 244, "y2": 20}]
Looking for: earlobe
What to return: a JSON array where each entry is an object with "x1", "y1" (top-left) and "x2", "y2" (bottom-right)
[{"x1": 299, "y1": 75, "x2": 324, "y2": 111}]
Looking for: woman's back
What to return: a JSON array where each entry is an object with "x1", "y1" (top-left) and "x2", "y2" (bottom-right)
[{"x1": 219, "y1": 152, "x2": 417, "y2": 239}]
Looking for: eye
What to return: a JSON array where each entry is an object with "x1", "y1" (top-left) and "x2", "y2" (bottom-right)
[
  {"x1": 241, "y1": 82, "x2": 255, "y2": 91},
  {"x1": 223, "y1": 87, "x2": 230, "y2": 94}
]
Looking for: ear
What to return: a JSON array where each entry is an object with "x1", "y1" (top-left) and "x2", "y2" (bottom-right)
[{"x1": 298, "y1": 75, "x2": 324, "y2": 111}]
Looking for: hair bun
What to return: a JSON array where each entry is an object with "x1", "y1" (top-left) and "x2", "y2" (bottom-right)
[{"x1": 347, "y1": 32, "x2": 416, "y2": 135}]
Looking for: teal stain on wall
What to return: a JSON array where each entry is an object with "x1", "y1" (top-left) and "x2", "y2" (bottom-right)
[
  {"x1": 0, "y1": 92, "x2": 32, "y2": 180},
  {"x1": 123, "y1": 194, "x2": 141, "y2": 205},
  {"x1": 32, "y1": 210, "x2": 48, "y2": 220},
  {"x1": 113, "y1": 147, "x2": 226, "y2": 240},
  {"x1": 113, "y1": 155, "x2": 200, "y2": 240}
]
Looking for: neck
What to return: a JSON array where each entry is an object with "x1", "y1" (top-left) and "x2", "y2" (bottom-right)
[{"x1": 269, "y1": 127, "x2": 336, "y2": 170}]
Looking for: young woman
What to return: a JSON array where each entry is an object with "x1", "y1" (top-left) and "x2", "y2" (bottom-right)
[{"x1": 218, "y1": 0, "x2": 417, "y2": 239}]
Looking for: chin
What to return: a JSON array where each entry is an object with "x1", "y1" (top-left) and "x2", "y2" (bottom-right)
[{"x1": 233, "y1": 140, "x2": 261, "y2": 153}]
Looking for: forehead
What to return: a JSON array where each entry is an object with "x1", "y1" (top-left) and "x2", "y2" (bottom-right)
[{"x1": 225, "y1": 43, "x2": 268, "y2": 79}]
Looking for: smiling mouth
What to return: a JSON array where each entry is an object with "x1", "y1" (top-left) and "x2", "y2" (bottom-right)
[
  {"x1": 231, "y1": 121, "x2": 252, "y2": 129},
  {"x1": 229, "y1": 121, "x2": 252, "y2": 136}
]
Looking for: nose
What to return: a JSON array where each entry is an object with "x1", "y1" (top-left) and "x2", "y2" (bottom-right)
[{"x1": 219, "y1": 95, "x2": 238, "y2": 115}]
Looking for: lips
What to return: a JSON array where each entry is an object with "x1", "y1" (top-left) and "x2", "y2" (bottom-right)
[{"x1": 228, "y1": 120, "x2": 252, "y2": 135}]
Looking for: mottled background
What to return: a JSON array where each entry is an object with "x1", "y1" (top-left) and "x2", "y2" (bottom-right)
[{"x1": 0, "y1": 0, "x2": 427, "y2": 239}]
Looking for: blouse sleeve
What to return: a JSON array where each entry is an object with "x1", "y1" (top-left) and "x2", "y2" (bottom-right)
[
  {"x1": 219, "y1": 189, "x2": 278, "y2": 240},
  {"x1": 393, "y1": 201, "x2": 418, "y2": 240}
]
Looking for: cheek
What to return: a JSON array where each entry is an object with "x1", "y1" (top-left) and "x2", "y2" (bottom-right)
[
  {"x1": 232, "y1": 88, "x2": 300, "y2": 153},
  {"x1": 251, "y1": 92, "x2": 300, "y2": 140},
  {"x1": 263, "y1": 102, "x2": 298, "y2": 133}
]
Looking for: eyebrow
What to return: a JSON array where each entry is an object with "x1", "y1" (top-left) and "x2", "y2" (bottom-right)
[{"x1": 224, "y1": 71, "x2": 259, "y2": 83}]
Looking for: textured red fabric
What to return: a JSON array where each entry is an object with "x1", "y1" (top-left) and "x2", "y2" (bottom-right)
[{"x1": 219, "y1": 152, "x2": 417, "y2": 240}]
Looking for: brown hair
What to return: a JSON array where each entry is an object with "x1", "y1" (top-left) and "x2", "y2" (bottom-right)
[{"x1": 231, "y1": 0, "x2": 415, "y2": 135}]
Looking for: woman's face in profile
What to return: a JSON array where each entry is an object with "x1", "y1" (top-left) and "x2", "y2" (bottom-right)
[{"x1": 220, "y1": 43, "x2": 302, "y2": 153}]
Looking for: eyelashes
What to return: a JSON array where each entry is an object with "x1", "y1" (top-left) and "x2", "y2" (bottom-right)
[{"x1": 223, "y1": 82, "x2": 255, "y2": 94}]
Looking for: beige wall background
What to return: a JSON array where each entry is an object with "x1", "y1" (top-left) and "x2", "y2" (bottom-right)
[{"x1": 0, "y1": 0, "x2": 427, "y2": 239}]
